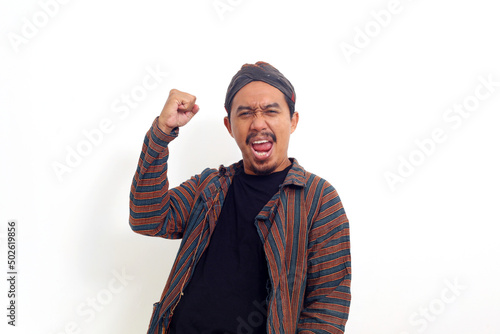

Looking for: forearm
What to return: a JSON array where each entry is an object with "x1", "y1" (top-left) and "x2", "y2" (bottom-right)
[{"x1": 129, "y1": 117, "x2": 181, "y2": 237}]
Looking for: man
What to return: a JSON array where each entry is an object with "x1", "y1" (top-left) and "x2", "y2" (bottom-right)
[{"x1": 129, "y1": 62, "x2": 351, "y2": 334}]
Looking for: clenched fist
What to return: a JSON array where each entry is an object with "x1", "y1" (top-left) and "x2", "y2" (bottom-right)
[{"x1": 158, "y1": 89, "x2": 199, "y2": 134}]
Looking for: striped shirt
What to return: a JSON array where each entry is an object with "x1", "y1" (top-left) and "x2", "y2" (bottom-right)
[{"x1": 129, "y1": 118, "x2": 352, "y2": 334}]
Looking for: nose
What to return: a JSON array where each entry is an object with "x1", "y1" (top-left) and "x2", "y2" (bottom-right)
[{"x1": 250, "y1": 111, "x2": 267, "y2": 131}]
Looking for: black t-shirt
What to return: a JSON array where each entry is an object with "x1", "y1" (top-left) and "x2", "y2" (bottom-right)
[{"x1": 169, "y1": 165, "x2": 291, "y2": 334}]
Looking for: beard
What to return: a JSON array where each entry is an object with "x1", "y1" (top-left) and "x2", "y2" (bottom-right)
[{"x1": 248, "y1": 162, "x2": 279, "y2": 175}]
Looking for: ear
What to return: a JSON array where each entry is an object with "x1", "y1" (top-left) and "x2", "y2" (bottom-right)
[
  {"x1": 290, "y1": 111, "x2": 299, "y2": 134},
  {"x1": 224, "y1": 116, "x2": 234, "y2": 138}
]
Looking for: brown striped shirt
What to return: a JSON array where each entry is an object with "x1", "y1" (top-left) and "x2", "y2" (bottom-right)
[{"x1": 129, "y1": 118, "x2": 351, "y2": 333}]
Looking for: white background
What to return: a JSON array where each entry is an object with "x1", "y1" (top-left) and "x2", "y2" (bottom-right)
[{"x1": 1, "y1": 0, "x2": 499, "y2": 333}]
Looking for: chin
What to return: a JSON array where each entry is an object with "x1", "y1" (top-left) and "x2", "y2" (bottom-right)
[{"x1": 248, "y1": 161, "x2": 278, "y2": 175}]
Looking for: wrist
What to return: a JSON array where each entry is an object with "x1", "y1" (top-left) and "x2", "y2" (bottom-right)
[
  {"x1": 153, "y1": 117, "x2": 178, "y2": 143},
  {"x1": 157, "y1": 118, "x2": 175, "y2": 135},
  {"x1": 158, "y1": 123, "x2": 174, "y2": 135}
]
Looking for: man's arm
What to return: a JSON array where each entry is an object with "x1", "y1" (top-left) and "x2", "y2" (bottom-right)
[
  {"x1": 297, "y1": 184, "x2": 351, "y2": 333},
  {"x1": 129, "y1": 89, "x2": 200, "y2": 238}
]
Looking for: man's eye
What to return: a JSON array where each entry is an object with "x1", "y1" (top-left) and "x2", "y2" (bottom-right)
[{"x1": 266, "y1": 110, "x2": 278, "y2": 114}]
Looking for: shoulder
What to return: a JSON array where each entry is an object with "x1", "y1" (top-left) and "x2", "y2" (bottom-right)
[
  {"x1": 289, "y1": 161, "x2": 345, "y2": 214},
  {"x1": 196, "y1": 160, "x2": 243, "y2": 187},
  {"x1": 289, "y1": 159, "x2": 336, "y2": 194}
]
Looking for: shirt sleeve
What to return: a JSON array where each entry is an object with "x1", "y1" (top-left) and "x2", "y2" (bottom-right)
[
  {"x1": 297, "y1": 184, "x2": 351, "y2": 333},
  {"x1": 129, "y1": 117, "x2": 202, "y2": 239}
]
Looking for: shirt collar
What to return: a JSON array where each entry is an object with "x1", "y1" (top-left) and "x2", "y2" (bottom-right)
[{"x1": 218, "y1": 158, "x2": 306, "y2": 188}]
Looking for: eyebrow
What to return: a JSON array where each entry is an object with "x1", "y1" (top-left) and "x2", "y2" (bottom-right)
[{"x1": 235, "y1": 103, "x2": 281, "y2": 113}]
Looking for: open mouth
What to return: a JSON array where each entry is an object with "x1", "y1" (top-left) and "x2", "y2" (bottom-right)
[{"x1": 251, "y1": 139, "x2": 274, "y2": 160}]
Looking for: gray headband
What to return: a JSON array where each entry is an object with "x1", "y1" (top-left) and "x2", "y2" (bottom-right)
[{"x1": 224, "y1": 61, "x2": 296, "y2": 116}]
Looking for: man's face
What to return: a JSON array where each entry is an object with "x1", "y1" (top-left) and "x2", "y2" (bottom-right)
[{"x1": 224, "y1": 81, "x2": 299, "y2": 175}]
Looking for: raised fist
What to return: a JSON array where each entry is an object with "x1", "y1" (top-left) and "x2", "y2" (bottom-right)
[{"x1": 158, "y1": 89, "x2": 199, "y2": 133}]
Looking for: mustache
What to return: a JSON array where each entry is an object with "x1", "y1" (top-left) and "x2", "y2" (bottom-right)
[{"x1": 246, "y1": 131, "x2": 277, "y2": 145}]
